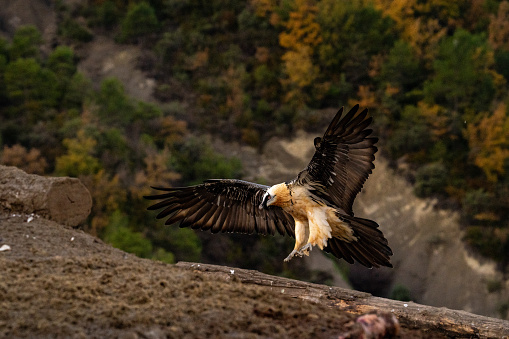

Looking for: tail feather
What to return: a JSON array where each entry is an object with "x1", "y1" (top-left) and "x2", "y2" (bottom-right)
[{"x1": 325, "y1": 215, "x2": 393, "y2": 268}]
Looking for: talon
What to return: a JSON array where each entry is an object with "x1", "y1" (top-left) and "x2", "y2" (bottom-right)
[
  {"x1": 285, "y1": 244, "x2": 315, "y2": 262},
  {"x1": 284, "y1": 250, "x2": 298, "y2": 262},
  {"x1": 300, "y1": 243, "x2": 313, "y2": 254}
]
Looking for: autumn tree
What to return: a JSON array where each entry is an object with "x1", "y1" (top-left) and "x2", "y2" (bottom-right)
[
  {"x1": 220, "y1": 65, "x2": 251, "y2": 127},
  {"x1": 489, "y1": 1, "x2": 509, "y2": 81},
  {"x1": 151, "y1": 115, "x2": 188, "y2": 148},
  {"x1": 82, "y1": 170, "x2": 126, "y2": 236},
  {"x1": 250, "y1": 0, "x2": 277, "y2": 18},
  {"x1": 488, "y1": 1, "x2": 509, "y2": 51},
  {"x1": 1, "y1": 144, "x2": 48, "y2": 174},
  {"x1": 373, "y1": 0, "x2": 463, "y2": 64},
  {"x1": 130, "y1": 147, "x2": 181, "y2": 202},
  {"x1": 466, "y1": 102, "x2": 509, "y2": 182},
  {"x1": 279, "y1": 0, "x2": 322, "y2": 104},
  {"x1": 55, "y1": 129, "x2": 101, "y2": 177}
]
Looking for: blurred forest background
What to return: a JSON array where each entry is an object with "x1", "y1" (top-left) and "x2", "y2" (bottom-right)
[{"x1": 1, "y1": 0, "x2": 509, "y2": 292}]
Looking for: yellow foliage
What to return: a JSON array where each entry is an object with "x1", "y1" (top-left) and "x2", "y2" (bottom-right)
[
  {"x1": 279, "y1": 1, "x2": 322, "y2": 50},
  {"x1": 489, "y1": 1, "x2": 509, "y2": 50},
  {"x1": 255, "y1": 47, "x2": 270, "y2": 63},
  {"x1": 312, "y1": 81, "x2": 331, "y2": 101},
  {"x1": 406, "y1": 18, "x2": 447, "y2": 64},
  {"x1": 283, "y1": 88, "x2": 307, "y2": 106},
  {"x1": 281, "y1": 46, "x2": 319, "y2": 89},
  {"x1": 489, "y1": 69, "x2": 507, "y2": 100},
  {"x1": 418, "y1": 102, "x2": 450, "y2": 139},
  {"x1": 374, "y1": 1, "x2": 447, "y2": 64},
  {"x1": 467, "y1": 102, "x2": 509, "y2": 182},
  {"x1": 375, "y1": 0, "x2": 465, "y2": 29},
  {"x1": 374, "y1": 0, "x2": 416, "y2": 29},
  {"x1": 353, "y1": 85, "x2": 377, "y2": 109},
  {"x1": 417, "y1": 0, "x2": 464, "y2": 20},
  {"x1": 81, "y1": 170, "x2": 127, "y2": 236},
  {"x1": 384, "y1": 83, "x2": 400, "y2": 97},
  {"x1": 279, "y1": 0, "x2": 322, "y2": 95},
  {"x1": 186, "y1": 48, "x2": 209, "y2": 71},
  {"x1": 270, "y1": 12, "x2": 281, "y2": 26},
  {"x1": 221, "y1": 65, "x2": 248, "y2": 121},
  {"x1": 131, "y1": 147, "x2": 181, "y2": 200},
  {"x1": 368, "y1": 54, "x2": 384, "y2": 78},
  {"x1": 1, "y1": 144, "x2": 48, "y2": 174},
  {"x1": 251, "y1": 0, "x2": 276, "y2": 17},
  {"x1": 157, "y1": 116, "x2": 188, "y2": 146},
  {"x1": 474, "y1": 212, "x2": 500, "y2": 222},
  {"x1": 55, "y1": 129, "x2": 101, "y2": 177},
  {"x1": 249, "y1": 0, "x2": 281, "y2": 25}
]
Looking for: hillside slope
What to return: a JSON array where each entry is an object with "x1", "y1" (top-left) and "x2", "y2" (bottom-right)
[
  {"x1": 2, "y1": 210, "x2": 508, "y2": 338},
  {"x1": 0, "y1": 213, "x2": 413, "y2": 338}
]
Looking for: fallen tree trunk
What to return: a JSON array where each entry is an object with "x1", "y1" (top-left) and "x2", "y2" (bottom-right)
[
  {"x1": 0, "y1": 165, "x2": 92, "y2": 226},
  {"x1": 176, "y1": 261, "x2": 509, "y2": 338}
]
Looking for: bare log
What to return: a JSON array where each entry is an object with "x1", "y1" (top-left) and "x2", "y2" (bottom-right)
[
  {"x1": 0, "y1": 165, "x2": 92, "y2": 226},
  {"x1": 176, "y1": 261, "x2": 509, "y2": 339}
]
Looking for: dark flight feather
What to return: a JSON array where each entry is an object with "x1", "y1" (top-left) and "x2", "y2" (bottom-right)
[
  {"x1": 324, "y1": 215, "x2": 393, "y2": 268},
  {"x1": 145, "y1": 179, "x2": 295, "y2": 237},
  {"x1": 293, "y1": 104, "x2": 378, "y2": 216}
]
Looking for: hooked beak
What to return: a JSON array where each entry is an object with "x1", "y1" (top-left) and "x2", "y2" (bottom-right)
[{"x1": 259, "y1": 192, "x2": 270, "y2": 210}]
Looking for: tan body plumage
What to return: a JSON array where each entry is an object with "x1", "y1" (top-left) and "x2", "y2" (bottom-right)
[{"x1": 263, "y1": 183, "x2": 357, "y2": 261}]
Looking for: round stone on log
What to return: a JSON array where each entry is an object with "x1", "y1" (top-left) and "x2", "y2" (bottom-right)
[{"x1": 0, "y1": 165, "x2": 92, "y2": 226}]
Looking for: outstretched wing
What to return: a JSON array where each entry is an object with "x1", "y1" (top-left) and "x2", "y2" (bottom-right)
[
  {"x1": 145, "y1": 179, "x2": 295, "y2": 237},
  {"x1": 293, "y1": 104, "x2": 378, "y2": 216}
]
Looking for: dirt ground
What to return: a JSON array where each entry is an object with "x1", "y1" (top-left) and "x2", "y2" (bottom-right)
[{"x1": 0, "y1": 213, "x2": 448, "y2": 338}]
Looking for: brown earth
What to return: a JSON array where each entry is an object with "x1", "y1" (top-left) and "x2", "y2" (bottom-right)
[{"x1": 0, "y1": 212, "x2": 443, "y2": 339}]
